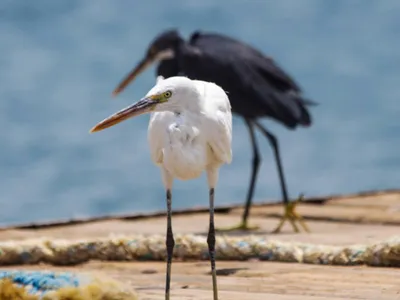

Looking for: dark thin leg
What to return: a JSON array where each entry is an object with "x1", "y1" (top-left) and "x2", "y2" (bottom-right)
[
  {"x1": 215, "y1": 119, "x2": 260, "y2": 232},
  {"x1": 207, "y1": 188, "x2": 218, "y2": 300},
  {"x1": 165, "y1": 189, "x2": 175, "y2": 300},
  {"x1": 253, "y1": 121, "x2": 289, "y2": 205},
  {"x1": 242, "y1": 119, "x2": 261, "y2": 224},
  {"x1": 253, "y1": 121, "x2": 310, "y2": 233}
]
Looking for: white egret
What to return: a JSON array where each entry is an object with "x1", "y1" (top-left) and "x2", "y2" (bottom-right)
[{"x1": 90, "y1": 76, "x2": 232, "y2": 300}]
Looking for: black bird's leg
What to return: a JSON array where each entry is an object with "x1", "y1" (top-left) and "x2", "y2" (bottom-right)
[
  {"x1": 253, "y1": 120, "x2": 310, "y2": 233},
  {"x1": 165, "y1": 189, "x2": 175, "y2": 300},
  {"x1": 216, "y1": 119, "x2": 260, "y2": 232}
]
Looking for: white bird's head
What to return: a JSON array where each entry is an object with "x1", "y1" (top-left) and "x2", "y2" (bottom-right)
[{"x1": 90, "y1": 76, "x2": 200, "y2": 133}]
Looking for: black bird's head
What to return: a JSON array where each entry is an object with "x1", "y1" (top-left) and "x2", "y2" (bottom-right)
[
  {"x1": 146, "y1": 29, "x2": 181, "y2": 59},
  {"x1": 113, "y1": 29, "x2": 183, "y2": 96}
]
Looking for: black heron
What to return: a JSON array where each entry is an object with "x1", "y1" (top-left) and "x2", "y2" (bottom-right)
[{"x1": 112, "y1": 29, "x2": 316, "y2": 233}]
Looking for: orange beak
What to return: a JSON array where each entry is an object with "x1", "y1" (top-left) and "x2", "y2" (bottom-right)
[{"x1": 90, "y1": 96, "x2": 158, "y2": 133}]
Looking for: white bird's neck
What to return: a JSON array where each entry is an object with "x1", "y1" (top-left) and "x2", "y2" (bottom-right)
[
  {"x1": 169, "y1": 97, "x2": 202, "y2": 116},
  {"x1": 166, "y1": 111, "x2": 203, "y2": 146},
  {"x1": 173, "y1": 110, "x2": 201, "y2": 127},
  {"x1": 159, "y1": 110, "x2": 207, "y2": 182}
]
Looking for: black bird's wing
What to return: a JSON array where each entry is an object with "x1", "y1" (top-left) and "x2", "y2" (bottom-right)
[
  {"x1": 181, "y1": 31, "x2": 313, "y2": 128},
  {"x1": 189, "y1": 31, "x2": 302, "y2": 93}
]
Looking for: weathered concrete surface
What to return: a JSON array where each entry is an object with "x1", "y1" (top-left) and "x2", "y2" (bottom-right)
[
  {"x1": 2, "y1": 261, "x2": 399, "y2": 300},
  {"x1": 0, "y1": 190, "x2": 399, "y2": 299}
]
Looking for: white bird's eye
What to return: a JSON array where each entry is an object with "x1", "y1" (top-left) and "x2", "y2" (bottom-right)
[{"x1": 164, "y1": 90, "x2": 172, "y2": 98}]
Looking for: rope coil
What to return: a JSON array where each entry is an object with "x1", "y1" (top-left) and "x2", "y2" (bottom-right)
[
  {"x1": 0, "y1": 234, "x2": 398, "y2": 267},
  {"x1": 0, "y1": 270, "x2": 137, "y2": 300}
]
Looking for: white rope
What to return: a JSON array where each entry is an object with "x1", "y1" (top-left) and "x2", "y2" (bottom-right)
[{"x1": 0, "y1": 234, "x2": 398, "y2": 267}]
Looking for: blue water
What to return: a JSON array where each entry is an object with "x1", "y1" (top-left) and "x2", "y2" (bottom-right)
[{"x1": 1, "y1": 0, "x2": 399, "y2": 226}]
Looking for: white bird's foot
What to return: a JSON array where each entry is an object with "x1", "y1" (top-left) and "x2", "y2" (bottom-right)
[
  {"x1": 271, "y1": 194, "x2": 310, "y2": 234},
  {"x1": 216, "y1": 221, "x2": 260, "y2": 232}
]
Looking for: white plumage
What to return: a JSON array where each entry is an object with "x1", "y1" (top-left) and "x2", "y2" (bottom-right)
[
  {"x1": 90, "y1": 75, "x2": 232, "y2": 300},
  {"x1": 148, "y1": 76, "x2": 232, "y2": 184}
]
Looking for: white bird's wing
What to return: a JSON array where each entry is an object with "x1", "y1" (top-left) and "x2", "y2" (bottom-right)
[{"x1": 197, "y1": 81, "x2": 233, "y2": 165}]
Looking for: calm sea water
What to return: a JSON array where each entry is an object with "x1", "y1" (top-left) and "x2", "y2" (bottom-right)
[{"x1": 1, "y1": 0, "x2": 399, "y2": 225}]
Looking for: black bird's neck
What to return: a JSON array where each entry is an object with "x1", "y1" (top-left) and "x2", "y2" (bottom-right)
[
  {"x1": 156, "y1": 36, "x2": 197, "y2": 78},
  {"x1": 157, "y1": 38, "x2": 188, "y2": 78},
  {"x1": 174, "y1": 38, "x2": 186, "y2": 71}
]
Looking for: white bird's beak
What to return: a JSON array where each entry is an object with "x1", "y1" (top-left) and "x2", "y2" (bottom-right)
[{"x1": 90, "y1": 96, "x2": 158, "y2": 133}]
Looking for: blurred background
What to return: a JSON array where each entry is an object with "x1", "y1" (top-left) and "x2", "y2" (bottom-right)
[{"x1": 0, "y1": 0, "x2": 399, "y2": 225}]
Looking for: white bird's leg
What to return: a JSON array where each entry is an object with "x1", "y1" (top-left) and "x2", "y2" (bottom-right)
[
  {"x1": 206, "y1": 167, "x2": 219, "y2": 300},
  {"x1": 162, "y1": 169, "x2": 175, "y2": 300}
]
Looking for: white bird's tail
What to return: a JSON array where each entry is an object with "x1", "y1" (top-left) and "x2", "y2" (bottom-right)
[{"x1": 156, "y1": 76, "x2": 165, "y2": 84}]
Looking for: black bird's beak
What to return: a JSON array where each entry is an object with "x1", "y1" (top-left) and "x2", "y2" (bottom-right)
[
  {"x1": 112, "y1": 54, "x2": 155, "y2": 97},
  {"x1": 90, "y1": 96, "x2": 158, "y2": 133},
  {"x1": 113, "y1": 48, "x2": 174, "y2": 97}
]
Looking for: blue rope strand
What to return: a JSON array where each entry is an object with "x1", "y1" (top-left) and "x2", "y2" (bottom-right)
[{"x1": 0, "y1": 271, "x2": 81, "y2": 296}]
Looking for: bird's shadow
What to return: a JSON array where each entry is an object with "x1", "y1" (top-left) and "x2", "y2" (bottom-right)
[
  {"x1": 211, "y1": 267, "x2": 248, "y2": 276},
  {"x1": 191, "y1": 230, "x2": 295, "y2": 237}
]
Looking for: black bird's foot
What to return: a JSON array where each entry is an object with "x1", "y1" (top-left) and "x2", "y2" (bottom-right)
[
  {"x1": 271, "y1": 194, "x2": 310, "y2": 234},
  {"x1": 215, "y1": 221, "x2": 260, "y2": 232}
]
